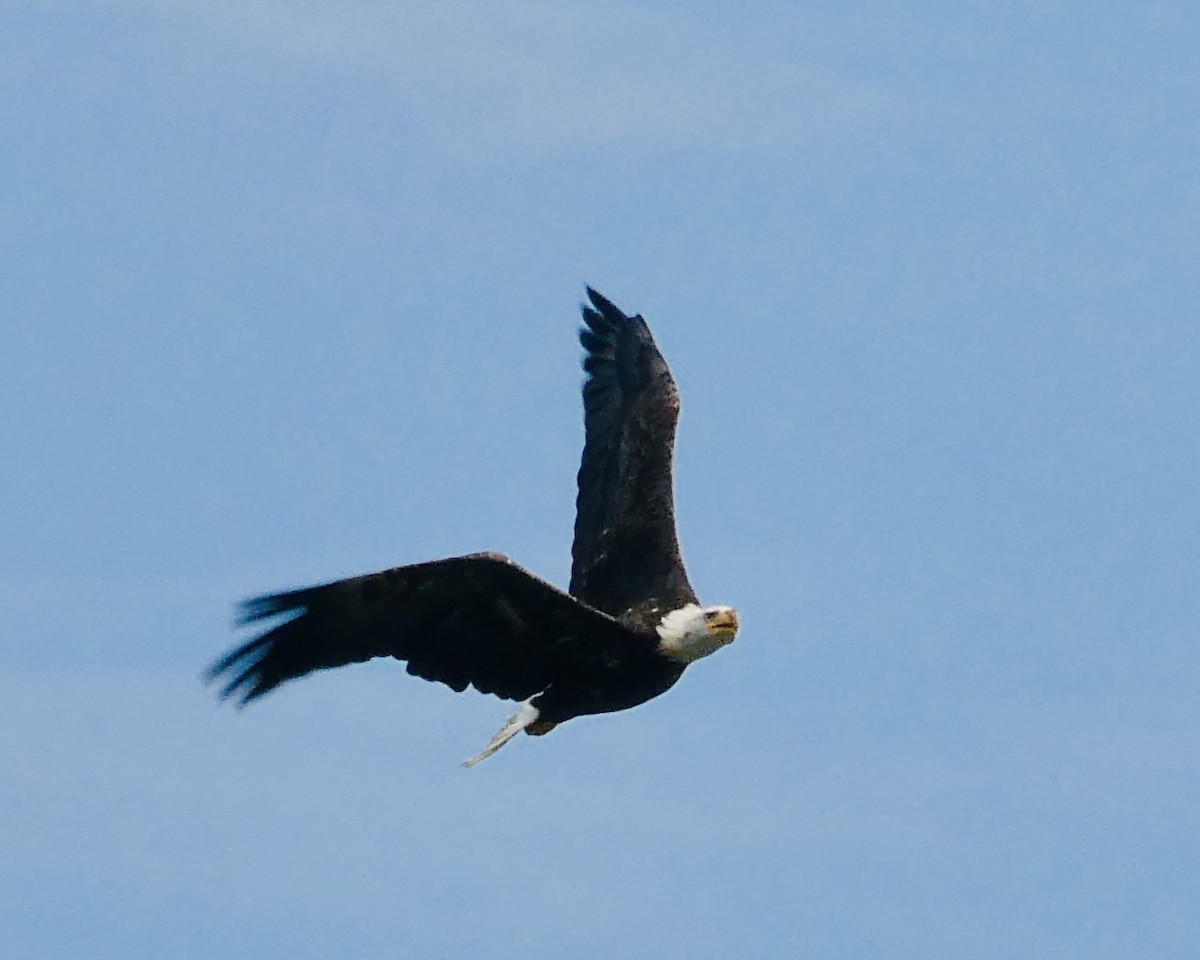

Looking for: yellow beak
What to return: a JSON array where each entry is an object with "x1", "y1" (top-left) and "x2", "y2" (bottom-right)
[{"x1": 705, "y1": 608, "x2": 740, "y2": 639}]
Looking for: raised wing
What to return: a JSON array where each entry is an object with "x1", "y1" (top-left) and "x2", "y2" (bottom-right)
[
  {"x1": 569, "y1": 288, "x2": 697, "y2": 616},
  {"x1": 208, "y1": 553, "x2": 653, "y2": 704}
]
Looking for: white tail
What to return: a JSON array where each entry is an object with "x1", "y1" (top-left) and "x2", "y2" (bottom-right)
[{"x1": 462, "y1": 697, "x2": 540, "y2": 768}]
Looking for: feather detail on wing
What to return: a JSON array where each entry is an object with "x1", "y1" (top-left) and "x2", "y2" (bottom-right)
[
  {"x1": 570, "y1": 288, "x2": 696, "y2": 616},
  {"x1": 207, "y1": 552, "x2": 655, "y2": 704}
]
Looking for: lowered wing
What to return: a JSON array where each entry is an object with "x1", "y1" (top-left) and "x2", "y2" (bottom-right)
[
  {"x1": 570, "y1": 288, "x2": 697, "y2": 616},
  {"x1": 208, "y1": 552, "x2": 653, "y2": 704}
]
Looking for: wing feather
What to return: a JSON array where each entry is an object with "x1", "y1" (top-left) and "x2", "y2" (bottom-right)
[
  {"x1": 207, "y1": 552, "x2": 651, "y2": 704},
  {"x1": 570, "y1": 288, "x2": 697, "y2": 615}
]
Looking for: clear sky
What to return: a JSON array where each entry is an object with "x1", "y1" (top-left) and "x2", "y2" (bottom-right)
[{"x1": 3, "y1": 2, "x2": 1197, "y2": 957}]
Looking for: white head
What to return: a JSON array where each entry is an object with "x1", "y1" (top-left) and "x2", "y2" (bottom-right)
[{"x1": 656, "y1": 603, "x2": 740, "y2": 664}]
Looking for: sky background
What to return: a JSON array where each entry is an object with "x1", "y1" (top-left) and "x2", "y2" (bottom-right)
[{"x1": 3, "y1": 2, "x2": 1198, "y2": 957}]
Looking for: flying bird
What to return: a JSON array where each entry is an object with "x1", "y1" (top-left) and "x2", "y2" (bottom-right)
[{"x1": 208, "y1": 288, "x2": 740, "y2": 765}]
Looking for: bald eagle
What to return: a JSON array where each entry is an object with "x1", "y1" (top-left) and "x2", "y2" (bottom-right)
[{"x1": 208, "y1": 288, "x2": 740, "y2": 765}]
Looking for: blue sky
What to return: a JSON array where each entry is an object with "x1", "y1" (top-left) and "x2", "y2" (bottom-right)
[{"x1": 3, "y1": 2, "x2": 1198, "y2": 957}]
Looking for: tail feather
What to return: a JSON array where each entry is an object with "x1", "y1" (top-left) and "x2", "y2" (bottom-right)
[{"x1": 462, "y1": 697, "x2": 542, "y2": 768}]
